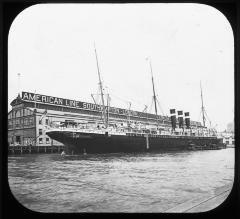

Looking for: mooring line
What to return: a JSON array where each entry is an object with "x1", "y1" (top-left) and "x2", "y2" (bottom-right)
[
  {"x1": 183, "y1": 188, "x2": 231, "y2": 212},
  {"x1": 163, "y1": 188, "x2": 231, "y2": 213}
]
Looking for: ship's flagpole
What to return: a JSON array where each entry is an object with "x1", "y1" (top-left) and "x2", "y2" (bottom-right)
[
  {"x1": 128, "y1": 102, "x2": 131, "y2": 127},
  {"x1": 94, "y1": 43, "x2": 107, "y2": 128},
  {"x1": 34, "y1": 90, "x2": 37, "y2": 111},
  {"x1": 146, "y1": 57, "x2": 159, "y2": 128},
  {"x1": 200, "y1": 81, "x2": 206, "y2": 127},
  {"x1": 17, "y1": 73, "x2": 21, "y2": 96},
  {"x1": 148, "y1": 58, "x2": 158, "y2": 116},
  {"x1": 107, "y1": 93, "x2": 110, "y2": 126}
]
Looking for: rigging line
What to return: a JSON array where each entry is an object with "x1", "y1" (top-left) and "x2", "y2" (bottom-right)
[
  {"x1": 108, "y1": 92, "x2": 129, "y2": 104},
  {"x1": 108, "y1": 88, "x2": 129, "y2": 102},
  {"x1": 204, "y1": 110, "x2": 212, "y2": 127},
  {"x1": 109, "y1": 92, "x2": 147, "y2": 111},
  {"x1": 156, "y1": 98, "x2": 165, "y2": 116},
  {"x1": 94, "y1": 43, "x2": 107, "y2": 128},
  {"x1": 203, "y1": 109, "x2": 210, "y2": 121},
  {"x1": 149, "y1": 98, "x2": 154, "y2": 114},
  {"x1": 197, "y1": 111, "x2": 202, "y2": 123},
  {"x1": 142, "y1": 105, "x2": 148, "y2": 113},
  {"x1": 108, "y1": 87, "x2": 146, "y2": 106},
  {"x1": 200, "y1": 81, "x2": 206, "y2": 127}
]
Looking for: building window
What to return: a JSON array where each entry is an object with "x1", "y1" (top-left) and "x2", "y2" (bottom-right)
[
  {"x1": 15, "y1": 119, "x2": 20, "y2": 128},
  {"x1": 12, "y1": 120, "x2": 15, "y2": 127},
  {"x1": 24, "y1": 109, "x2": 28, "y2": 116},
  {"x1": 29, "y1": 118, "x2": 33, "y2": 126},
  {"x1": 39, "y1": 138, "x2": 43, "y2": 144},
  {"x1": 24, "y1": 118, "x2": 28, "y2": 126},
  {"x1": 46, "y1": 119, "x2": 48, "y2": 125},
  {"x1": 16, "y1": 110, "x2": 20, "y2": 118},
  {"x1": 8, "y1": 121, "x2": 12, "y2": 129},
  {"x1": 39, "y1": 129, "x2": 43, "y2": 135},
  {"x1": 46, "y1": 138, "x2": 50, "y2": 144},
  {"x1": 16, "y1": 136, "x2": 21, "y2": 144},
  {"x1": 39, "y1": 119, "x2": 42, "y2": 125}
]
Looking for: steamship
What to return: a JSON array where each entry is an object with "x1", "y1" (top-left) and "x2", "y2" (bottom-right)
[{"x1": 45, "y1": 48, "x2": 225, "y2": 154}]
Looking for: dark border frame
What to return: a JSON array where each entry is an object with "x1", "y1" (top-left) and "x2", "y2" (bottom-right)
[{"x1": 1, "y1": 1, "x2": 239, "y2": 218}]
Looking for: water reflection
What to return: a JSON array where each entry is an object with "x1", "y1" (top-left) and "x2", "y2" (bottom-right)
[{"x1": 8, "y1": 148, "x2": 234, "y2": 212}]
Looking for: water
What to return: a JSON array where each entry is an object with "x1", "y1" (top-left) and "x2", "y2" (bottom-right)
[{"x1": 8, "y1": 148, "x2": 234, "y2": 213}]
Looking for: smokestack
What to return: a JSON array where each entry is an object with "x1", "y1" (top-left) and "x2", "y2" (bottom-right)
[
  {"x1": 170, "y1": 109, "x2": 176, "y2": 130},
  {"x1": 177, "y1": 110, "x2": 184, "y2": 128},
  {"x1": 184, "y1": 112, "x2": 190, "y2": 129}
]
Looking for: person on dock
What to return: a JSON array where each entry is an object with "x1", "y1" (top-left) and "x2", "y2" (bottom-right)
[{"x1": 61, "y1": 150, "x2": 66, "y2": 156}]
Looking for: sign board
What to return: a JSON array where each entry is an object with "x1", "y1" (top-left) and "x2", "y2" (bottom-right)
[{"x1": 21, "y1": 91, "x2": 161, "y2": 119}]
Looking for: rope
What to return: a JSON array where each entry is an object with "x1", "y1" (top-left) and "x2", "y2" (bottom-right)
[
  {"x1": 204, "y1": 109, "x2": 213, "y2": 127},
  {"x1": 149, "y1": 98, "x2": 153, "y2": 114},
  {"x1": 108, "y1": 89, "x2": 148, "y2": 110},
  {"x1": 163, "y1": 187, "x2": 231, "y2": 213},
  {"x1": 197, "y1": 111, "x2": 202, "y2": 124},
  {"x1": 156, "y1": 98, "x2": 165, "y2": 116},
  {"x1": 183, "y1": 188, "x2": 231, "y2": 212}
]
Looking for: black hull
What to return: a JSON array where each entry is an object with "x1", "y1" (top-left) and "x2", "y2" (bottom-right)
[{"x1": 46, "y1": 131, "x2": 226, "y2": 154}]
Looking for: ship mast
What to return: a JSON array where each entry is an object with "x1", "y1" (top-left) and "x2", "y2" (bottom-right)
[
  {"x1": 147, "y1": 58, "x2": 158, "y2": 116},
  {"x1": 200, "y1": 81, "x2": 206, "y2": 127},
  {"x1": 94, "y1": 44, "x2": 107, "y2": 128}
]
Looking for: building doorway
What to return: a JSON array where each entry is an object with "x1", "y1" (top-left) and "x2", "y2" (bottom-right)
[{"x1": 16, "y1": 136, "x2": 21, "y2": 144}]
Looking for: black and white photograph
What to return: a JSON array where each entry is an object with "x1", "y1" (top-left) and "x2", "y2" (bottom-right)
[{"x1": 7, "y1": 3, "x2": 234, "y2": 213}]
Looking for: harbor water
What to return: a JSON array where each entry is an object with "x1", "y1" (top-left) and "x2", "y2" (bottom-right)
[{"x1": 8, "y1": 148, "x2": 234, "y2": 213}]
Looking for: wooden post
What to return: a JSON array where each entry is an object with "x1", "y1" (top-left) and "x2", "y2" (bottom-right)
[{"x1": 146, "y1": 134, "x2": 149, "y2": 150}]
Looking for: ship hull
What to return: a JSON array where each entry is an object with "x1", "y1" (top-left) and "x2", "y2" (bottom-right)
[{"x1": 46, "y1": 130, "x2": 226, "y2": 154}]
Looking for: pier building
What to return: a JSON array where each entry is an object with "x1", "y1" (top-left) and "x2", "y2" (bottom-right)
[{"x1": 8, "y1": 91, "x2": 202, "y2": 146}]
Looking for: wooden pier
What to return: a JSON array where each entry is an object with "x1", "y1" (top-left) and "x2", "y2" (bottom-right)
[{"x1": 8, "y1": 145, "x2": 65, "y2": 155}]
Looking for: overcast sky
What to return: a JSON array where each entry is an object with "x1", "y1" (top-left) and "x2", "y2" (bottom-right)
[{"x1": 8, "y1": 3, "x2": 234, "y2": 131}]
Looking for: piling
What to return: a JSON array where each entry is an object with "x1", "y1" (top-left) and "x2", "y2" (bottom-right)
[
  {"x1": 8, "y1": 145, "x2": 65, "y2": 155},
  {"x1": 145, "y1": 134, "x2": 149, "y2": 150}
]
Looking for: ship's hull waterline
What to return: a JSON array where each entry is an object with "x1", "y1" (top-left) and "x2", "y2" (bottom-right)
[{"x1": 46, "y1": 130, "x2": 225, "y2": 154}]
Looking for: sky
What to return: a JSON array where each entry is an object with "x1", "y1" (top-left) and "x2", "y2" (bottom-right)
[{"x1": 8, "y1": 3, "x2": 234, "y2": 131}]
